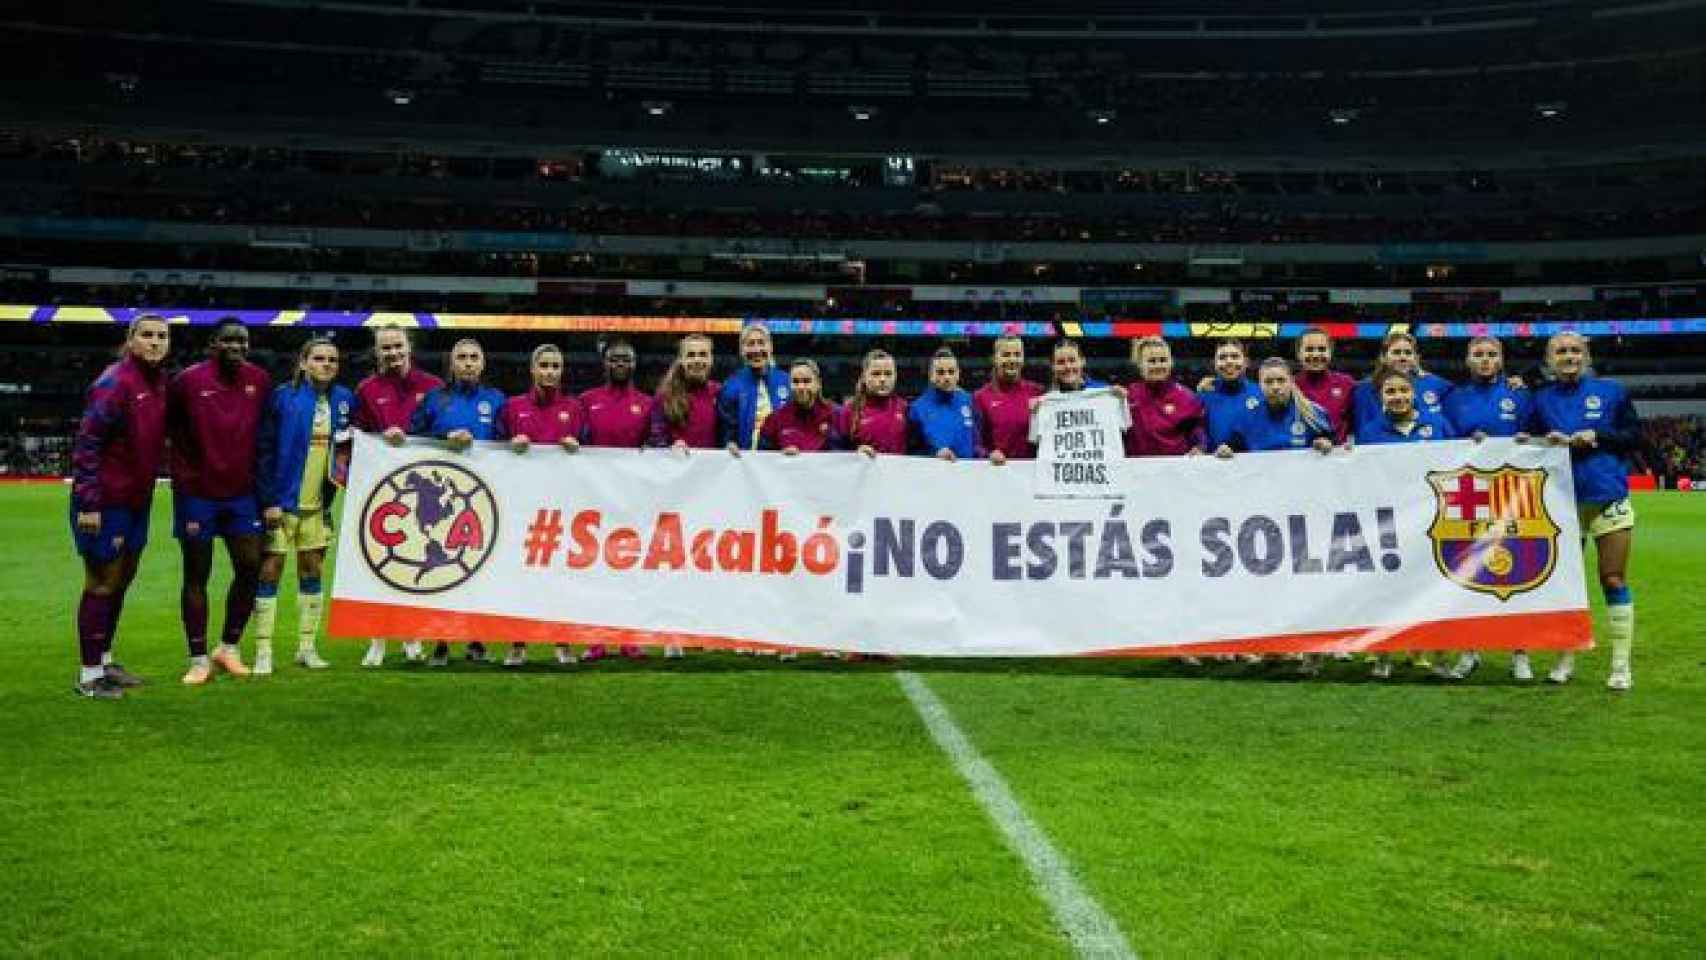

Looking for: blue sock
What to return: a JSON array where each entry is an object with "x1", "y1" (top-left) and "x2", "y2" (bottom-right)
[
  {"x1": 299, "y1": 577, "x2": 322, "y2": 596},
  {"x1": 1604, "y1": 584, "x2": 1631, "y2": 605},
  {"x1": 256, "y1": 582, "x2": 280, "y2": 600}
]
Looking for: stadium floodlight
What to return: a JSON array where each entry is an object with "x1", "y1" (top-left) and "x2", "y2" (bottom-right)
[
  {"x1": 386, "y1": 88, "x2": 414, "y2": 106},
  {"x1": 1535, "y1": 101, "x2": 1567, "y2": 119},
  {"x1": 642, "y1": 100, "x2": 673, "y2": 118},
  {"x1": 848, "y1": 105, "x2": 878, "y2": 121},
  {"x1": 1328, "y1": 108, "x2": 1359, "y2": 125},
  {"x1": 1087, "y1": 109, "x2": 1116, "y2": 125}
]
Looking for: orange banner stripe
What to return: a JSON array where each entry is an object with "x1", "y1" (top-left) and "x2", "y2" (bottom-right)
[{"x1": 328, "y1": 599, "x2": 1592, "y2": 655}]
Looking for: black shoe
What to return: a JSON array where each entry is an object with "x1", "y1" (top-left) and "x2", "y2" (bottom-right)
[
  {"x1": 103, "y1": 662, "x2": 145, "y2": 687},
  {"x1": 73, "y1": 677, "x2": 124, "y2": 700}
]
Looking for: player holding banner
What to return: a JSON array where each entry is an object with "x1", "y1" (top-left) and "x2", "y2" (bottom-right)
[
  {"x1": 1199, "y1": 339, "x2": 1264, "y2": 454},
  {"x1": 647, "y1": 334, "x2": 725, "y2": 657},
  {"x1": 839, "y1": 349, "x2": 909, "y2": 457},
  {"x1": 405, "y1": 338, "x2": 507, "y2": 668},
  {"x1": 253, "y1": 337, "x2": 353, "y2": 675},
  {"x1": 760, "y1": 359, "x2": 842, "y2": 454},
  {"x1": 497, "y1": 344, "x2": 586, "y2": 668},
  {"x1": 578, "y1": 339, "x2": 652, "y2": 661},
  {"x1": 1292, "y1": 328, "x2": 1357, "y2": 442},
  {"x1": 169, "y1": 319, "x2": 272, "y2": 685},
  {"x1": 354, "y1": 324, "x2": 443, "y2": 666},
  {"x1": 906, "y1": 348, "x2": 980, "y2": 460},
  {"x1": 719, "y1": 323, "x2": 790, "y2": 453},
  {"x1": 1355, "y1": 366, "x2": 1457, "y2": 679},
  {"x1": 1124, "y1": 336, "x2": 1206, "y2": 457},
  {"x1": 1525, "y1": 332, "x2": 1641, "y2": 690},
  {"x1": 1441, "y1": 335, "x2": 1534, "y2": 680},
  {"x1": 69, "y1": 315, "x2": 170, "y2": 699},
  {"x1": 974, "y1": 335, "x2": 1044, "y2": 464}
]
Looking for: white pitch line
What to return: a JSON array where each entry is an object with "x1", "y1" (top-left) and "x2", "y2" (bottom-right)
[{"x1": 895, "y1": 671, "x2": 1138, "y2": 960}]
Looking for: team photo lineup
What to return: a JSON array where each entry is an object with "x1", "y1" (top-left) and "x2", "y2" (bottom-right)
[
  {"x1": 9, "y1": 0, "x2": 1706, "y2": 954},
  {"x1": 72, "y1": 316, "x2": 1639, "y2": 694}
]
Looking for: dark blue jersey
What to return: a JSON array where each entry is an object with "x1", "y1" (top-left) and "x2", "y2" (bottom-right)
[
  {"x1": 1355, "y1": 409, "x2": 1456, "y2": 445},
  {"x1": 1530, "y1": 376, "x2": 1639, "y2": 503},
  {"x1": 1444, "y1": 378, "x2": 1533, "y2": 439},
  {"x1": 1229, "y1": 398, "x2": 1335, "y2": 452},
  {"x1": 1200, "y1": 377, "x2": 1263, "y2": 450}
]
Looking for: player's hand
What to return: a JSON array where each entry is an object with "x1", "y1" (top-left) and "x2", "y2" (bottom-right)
[
  {"x1": 1213, "y1": 444, "x2": 1235, "y2": 459},
  {"x1": 1186, "y1": 447, "x2": 1203, "y2": 457},
  {"x1": 935, "y1": 447, "x2": 956, "y2": 462},
  {"x1": 672, "y1": 439, "x2": 690, "y2": 455},
  {"x1": 1571, "y1": 429, "x2": 1598, "y2": 449},
  {"x1": 1312, "y1": 437, "x2": 1333, "y2": 454},
  {"x1": 990, "y1": 450, "x2": 1007, "y2": 466},
  {"x1": 560, "y1": 437, "x2": 580, "y2": 453},
  {"x1": 510, "y1": 435, "x2": 530, "y2": 453},
  {"x1": 1471, "y1": 430, "x2": 1488, "y2": 443},
  {"x1": 858, "y1": 444, "x2": 877, "y2": 459},
  {"x1": 1507, "y1": 375, "x2": 1527, "y2": 390},
  {"x1": 1544, "y1": 430, "x2": 1571, "y2": 446},
  {"x1": 1026, "y1": 397, "x2": 1041, "y2": 413},
  {"x1": 783, "y1": 445, "x2": 799, "y2": 456},
  {"x1": 726, "y1": 442, "x2": 742, "y2": 458},
  {"x1": 1109, "y1": 385, "x2": 1128, "y2": 400},
  {"x1": 75, "y1": 511, "x2": 101, "y2": 535},
  {"x1": 1514, "y1": 432, "x2": 1531, "y2": 444},
  {"x1": 382, "y1": 427, "x2": 405, "y2": 447},
  {"x1": 1197, "y1": 376, "x2": 1216, "y2": 392},
  {"x1": 445, "y1": 429, "x2": 473, "y2": 451},
  {"x1": 263, "y1": 506, "x2": 283, "y2": 530}
]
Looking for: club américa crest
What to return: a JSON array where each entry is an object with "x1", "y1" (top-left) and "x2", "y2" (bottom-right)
[
  {"x1": 1426, "y1": 465, "x2": 1560, "y2": 601},
  {"x1": 359, "y1": 460, "x2": 499, "y2": 594}
]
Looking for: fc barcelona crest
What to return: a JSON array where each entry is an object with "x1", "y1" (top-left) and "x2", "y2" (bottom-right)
[{"x1": 1426, "y1": 465, "x2": 1560, "y2": 601}]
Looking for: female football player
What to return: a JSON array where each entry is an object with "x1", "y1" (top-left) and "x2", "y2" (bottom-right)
[{"x1": 69, "y1": 315, "x2": 171, "y2": 699}]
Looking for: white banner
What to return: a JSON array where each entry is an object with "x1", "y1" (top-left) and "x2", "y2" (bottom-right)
[{"x1": 329, "y1": 434, "x2": 1592, "y2": 657}]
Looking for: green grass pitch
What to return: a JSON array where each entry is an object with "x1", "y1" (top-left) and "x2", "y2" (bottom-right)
[{"x1": 3, "y1": 484, "x2": 1703, "y2": 956}]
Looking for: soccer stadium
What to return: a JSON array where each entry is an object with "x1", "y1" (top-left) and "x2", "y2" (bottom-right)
[{"x1": 4, "y1": 0, "x2": 1705, "y2": 954}]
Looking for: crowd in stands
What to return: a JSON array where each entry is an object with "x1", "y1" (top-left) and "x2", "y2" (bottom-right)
[{"x1": 1644, "y1": 416, "x2": 1706, "y2": 488}]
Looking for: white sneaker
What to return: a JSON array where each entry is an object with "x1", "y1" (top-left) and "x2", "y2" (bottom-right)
[
  {"x1": 295, "y1": 649, "x2": 330, "y2": 670},
  {"x1": 734, "y1": 648, "x2": 754, "y2": 655},
  {"x1": 1332, "y1": 652, "x2": 1354, "y2": 662},
  {"x1": 1178, "y1": 656, "x2": 1203, "y2": 667},
  {"x1": 822, "y1": 651, "x2": 841, "y2": 660},
  {"x1": 466, "y1": 644, "x2": 493, "y2": 664},
  {"x1": 402, "y1": 641, "x2": 424, "y2": 662},
  {"x1": 254, "y1": 649, "x2": 274, "y2": 677},
  {"x1": 1510, "y1": 652, "x2": 1534, "y2": 682},
  {"x1": 1449, "y1": 652, "x2": 1481, "y2": 680},
  {"x1": 664, "y1": 645, "x2": 685, "y2": 659},
  {"x1": 1607, "y1": 661, "x2": 1632, "y2": 691},
  {"x1": 1369, "y1": 657, "x2": 1394, "y2": 680},
  {"x1": 361, "y1": 640, "x2": 385, "y2": 668},
  {"x1": 554, "y1": 646, "x2": 577, "y2": 666},
  {"x1": 1547, "y1": 654, "x2": 1575, "y2": 685},
  {"x1": 503, "y1": 644, "x2": 527, "y2": 668},
  {"x1": 1238, "y1": 654, "x2": 1263, "y2": 665},
  {"x1": 428, "y1": 645, "x2": 449, "y2": 668},
  {"x1": 1295, "y1": 655, "x2": 1322, "y2": 677},
  {"x1": 778, "y1": 651, "x2": 798, "y2": 661}
]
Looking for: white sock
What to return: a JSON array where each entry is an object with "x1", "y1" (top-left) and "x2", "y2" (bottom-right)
[
  {"x1": 1606, "y1": 603, "x2": 1634, "y2": 667},
  {"x1": 80, "y1": 665, "x2": 105, "y2": 684},
  {"x1": 217, "y1": 642, "x2": 240, "y2": 657},
  {"x1": 253, "y1": 595, "x2": 278, "y2": 656},
  {"x1": 191, "y1": 654, "x2": 210, "y2": 668},
  {"x1": 100, "y1": 651, "x2": 113, "y2": 666},
  {"x1": 297, "y1": 592, "x2": 323, "y2": 653}
]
